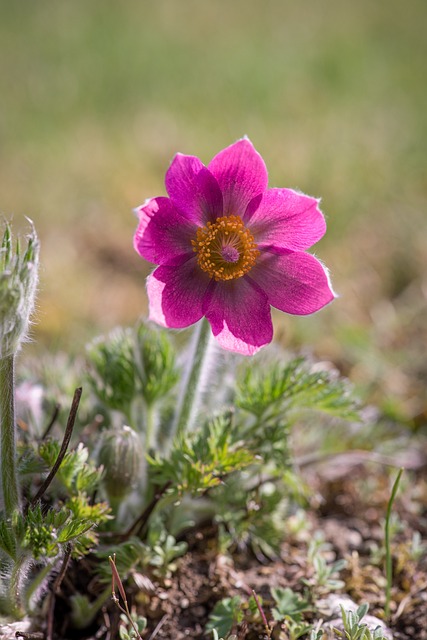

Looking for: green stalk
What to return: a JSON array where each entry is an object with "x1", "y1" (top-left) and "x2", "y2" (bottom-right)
[
  {"x1": 144, "y1": 402, "x2": 157, "y2": 452},
  {"x1": 173, "y1": 317, "x2": 214, "y2": 438},
  {"x1": 0, "y1": 353, "x2": 20, "y2": 517},
  {"x1": 384, "y1": 467, "x2": 403, "y2": 620}
]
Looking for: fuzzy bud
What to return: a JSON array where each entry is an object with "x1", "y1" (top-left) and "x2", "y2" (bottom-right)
[
  {"x1": 98, "y1": 425, "x2": 143, "y2": 500},
  {"x1": 0, "y1": 221, "x2": 39, "y2": 358}
]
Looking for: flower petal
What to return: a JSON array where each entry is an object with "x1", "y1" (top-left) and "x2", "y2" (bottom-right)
[
  {"x1": 245, "y1": 188, "x2": 326, "y2": 252},
  {"x1": 166, "y1": 153, "x2": 223, "y2": 224},
  {"x1": 250, "y1": 251, "x2": 335, "y2": 315},
  {"x1": 202, "y1": 278, "x2": 273, "y2": 355},
  {"x1": 208, "y1": 138, "x2": 268, "y2": 217},
  {"x1": 134, "y1": 197, "x2": 196, "y2": 266},
  {"x1": 147, "y1": 258, "x2": 210, "y2": 328}
]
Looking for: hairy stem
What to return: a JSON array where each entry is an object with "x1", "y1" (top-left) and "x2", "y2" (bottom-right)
[
  {"x1": 8, "y1": 553, "x2": 27, "y2": 619},
  {"x1": 25, "y1": 561, "x2": 54, "y2": 614},
  {"x1": 173, "y1": 318, "x2": 214, "y2": 438},
  {"x1": 0, "y1": 353, "x2": 20, "y2": 517},
  {"x1": 144, "y1": 402, "x2": 157, "y2": 452}
]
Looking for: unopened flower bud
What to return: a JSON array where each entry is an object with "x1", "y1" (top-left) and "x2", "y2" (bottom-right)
[
  {"x1": 98, "y1": 425, "x2": 143, "y2": 500},
  {"x1": 0, "y1": 221, "x2": 39, "y2": 358}
]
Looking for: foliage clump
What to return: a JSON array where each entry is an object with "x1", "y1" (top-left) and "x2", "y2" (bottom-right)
[
  {"x1": 2, "y1": 225, "x2": 415, "y2": 640},
  {"x1": 1, "y1": 313, "x2": 363, "y2": 637}
]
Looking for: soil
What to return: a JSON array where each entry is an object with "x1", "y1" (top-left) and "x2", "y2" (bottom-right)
[{"x1": 49, "y1": 460, "x2": 427, "y2": 640}]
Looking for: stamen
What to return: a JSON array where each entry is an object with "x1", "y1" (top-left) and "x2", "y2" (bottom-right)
[{"x1": 191, "y1": 215, "x2": 260, "y2": 281}]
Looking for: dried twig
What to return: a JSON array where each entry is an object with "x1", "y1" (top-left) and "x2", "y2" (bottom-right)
[
  {"x1": 30, "y1": 388, "x2": 82, "y2": 508},
  {"x1": 125, "y1": 480, "x2": 172, "y2": 539},
  {"x1": 40, "y1": 402, "x2": 61, "y2": 440},
  {"x1": 101, "y1": 480, "x2": 172, "y2": 541},
  {"x1": 147, "y1": 614, "x2": 168, "y2": 640}
]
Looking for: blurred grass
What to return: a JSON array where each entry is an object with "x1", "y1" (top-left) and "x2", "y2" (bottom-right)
[{"x1": 1, "y1": 0, "x2": 426, "y2": 416}]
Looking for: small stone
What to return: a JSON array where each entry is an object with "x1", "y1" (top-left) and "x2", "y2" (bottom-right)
[{"x1": 0, "y1": 619, "x2": 33, "y2": 640}]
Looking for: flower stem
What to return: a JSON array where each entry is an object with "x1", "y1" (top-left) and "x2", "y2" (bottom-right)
[
  {"x1": 173, "y1": 318, "x2": 214, "y2": 438},
  {"x1": 0, "y1": 353, "x2": 20, "y2": 517},
  {"x1": 144, "y1": 402, "x2": 157, "y2": 451}
]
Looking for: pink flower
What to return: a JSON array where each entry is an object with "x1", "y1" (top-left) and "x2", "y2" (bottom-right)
[{"x1": 134, "y1": 138, "x2": 335, "y2": 355}]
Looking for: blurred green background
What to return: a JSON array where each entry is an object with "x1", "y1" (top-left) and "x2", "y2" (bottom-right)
[{"x1": 1, "y1": 0, "x2": 426, "y2": 419}]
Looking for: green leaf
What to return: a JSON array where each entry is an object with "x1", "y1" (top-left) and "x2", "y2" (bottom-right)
[
  {"x1": 65, "y1": 494, "x2": 111, "y2": 558},
  {"x1": 96, "y1": 537, "x2": 150, "y2": 582},
  {"x1": 148, "y1": 413, "x2": 253, "y2": 496},
  {"x1": 214, "y1": 478, "x2": 289, "y2": 558},
  {"x1": 38, "y1": 440, "x2": 103, "y2": 496},
  {"x1": 149, "y1": 533, "x2": 188, "y2": 578},
  {"x1": 119, "y1": 627, "x2": 131, "y2": 640},
  {"x1": 38, "y1": 439, "x2": 60, "y2": 468},
  {"x1": 57, "y1": 519, "x2": 94, "y2": 543},
  {"x1": 22, "y1": 505, "x2": 62, "y2": 559},
  {"x1": 271, "y1": 587, "x2": 310, "y2": 621},
  {"x1": 237, "y1": 357, "x2": 359, "y2": 422},
  {"x1": 75, "y1": 463, "x2": 103, "y2": 494},
  {"x1": 206, "y1": 596, "x2": 243, "y2": 639},
  {"x1": 18, "y1": 450, "x2": 47, "y2": 475},
  {"x1": 356, "y1": 603, "x2": 369, "y2": 621}
]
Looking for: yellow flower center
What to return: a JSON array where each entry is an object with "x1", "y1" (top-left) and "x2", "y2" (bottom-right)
[{"x1": 191, "y1": 215, "x2": 260, "y2": 281}]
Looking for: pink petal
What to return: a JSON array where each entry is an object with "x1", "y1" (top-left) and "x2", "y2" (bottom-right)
[
  {"x1": 166, "y1": 154, "x2": 223, "y2": 224},
  {"x1": 208, "y1": 138, "x2": 268, "y2": 218},
  {"x1": 134, "y1": 197, "x2": 196, "y2": 266},
  {"x1": 147, "y1": 258, "x2": 211, "y2": 328},
  {"x1": 245, "y1": 188, "x2": 326, "y2": 252},
  {"x1": 250, "y1": 251, "x2": 335, "y2": 315},
  {"x1": 202, "y1": 278, "x2": 273, "y2": 355}
]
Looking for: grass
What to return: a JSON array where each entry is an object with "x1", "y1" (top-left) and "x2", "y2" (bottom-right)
[{"x1": 0, "y1": 0, "x2": 426, "y2": 414}]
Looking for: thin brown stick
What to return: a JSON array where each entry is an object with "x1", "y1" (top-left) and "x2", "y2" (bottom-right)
[
  {"x1": 251, "y1": 589, "x2": 271, "y2": 638},
  {"x1": 41, "y1": 402, "x2": 61, "y2": 440},
  {"x1": 46, "y1": 545, "x2": 73, "y2": 640},
  {"x1": 30, "y1": 388, "x2": 82, "y2": 508},
  {"x1": 124, "y1": 480, "x2": 172, "y2": 539},
  {"x1": 100, "y1": 480, "x2": 172, "y2": 541},
  {"x1": 148, "y1": 614, "x2": 168, "y2": 640}
]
